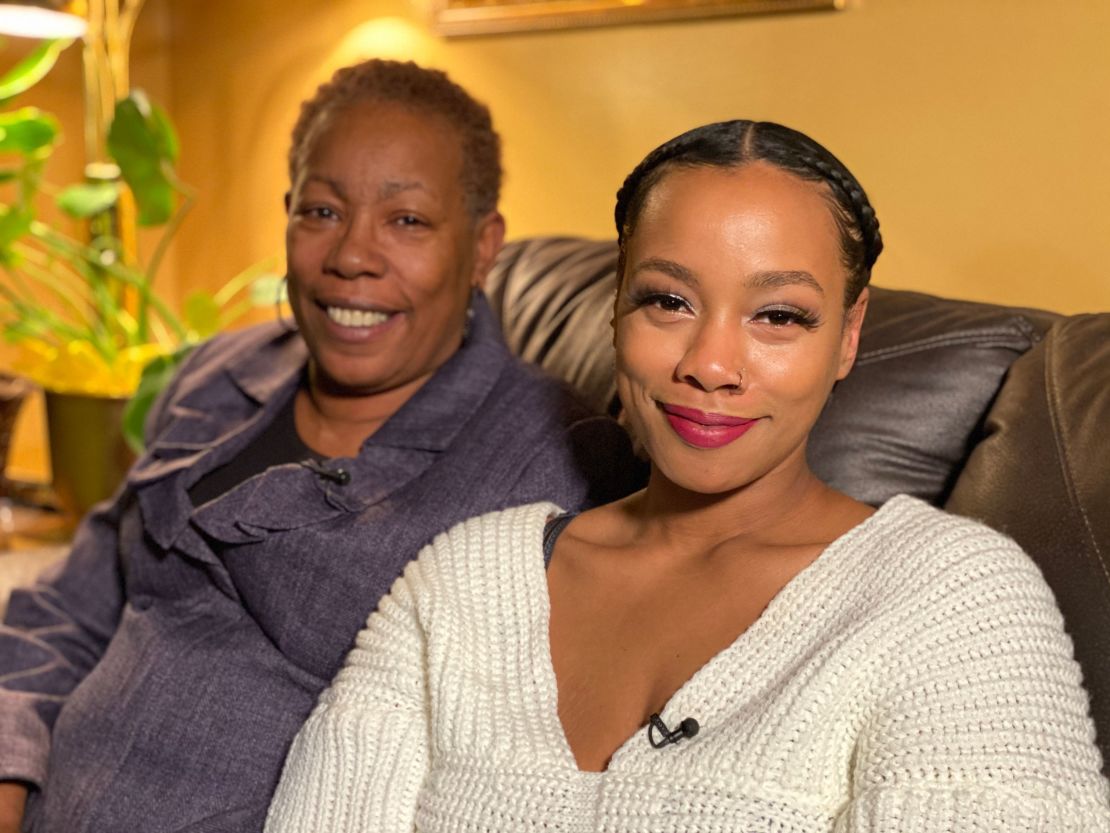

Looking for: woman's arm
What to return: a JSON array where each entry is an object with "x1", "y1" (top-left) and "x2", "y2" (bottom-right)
[
  {"x1": 0, "y1": 782, "x2": 26, "y2": 833},
  {"x1": 266, "y1": 556, "x2": 432, "y2": 833},
  {"x1": 0, "y1": 330, "x2": 231, "y2": 797},
  {"x1": 836, "y1": 537, "x2": 1110, "y2": 832}
]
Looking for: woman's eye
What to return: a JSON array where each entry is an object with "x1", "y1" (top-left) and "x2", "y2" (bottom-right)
[
  {"x1": 756, "y1": 307, "x2": 819, "y2": 328},
  {"x1": 644, "y1": 293, "x2": 689, "y2": 313},
  {"x1": 301, "y1": 206, "x2": 338, "y2": 221},
  {"x1": 394, "y1": 214, "x2": 427, "y2": 228}
]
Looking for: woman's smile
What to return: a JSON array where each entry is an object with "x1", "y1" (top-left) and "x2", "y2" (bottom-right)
[
  {"x1": 323, "y1": 304, "x2": 392, "y2": 330},
  {"x1": 660, "y1": 403, "x2": 760, "y2": 449}
]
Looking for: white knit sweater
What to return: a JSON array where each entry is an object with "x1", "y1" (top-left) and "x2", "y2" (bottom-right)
[{"x1": 266, "y1": 495, "x2": 1110, "y2": 832}]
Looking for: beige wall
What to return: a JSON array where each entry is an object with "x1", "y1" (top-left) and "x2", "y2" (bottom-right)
[{"x1": 161, "y1": 0, "x2": 1110, "y2": 314}]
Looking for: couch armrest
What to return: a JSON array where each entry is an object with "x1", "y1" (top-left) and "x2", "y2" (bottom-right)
[{"x1": 947, "y1": 314, "x2": 1110, "y2": 771}]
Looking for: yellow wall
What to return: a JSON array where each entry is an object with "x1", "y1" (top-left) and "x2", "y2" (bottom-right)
[
  {"x1": 162, "y1": 0, "x2": 1110, "y2": 314},
  {"x1": 3, "y1": 0, "x2": 1109, "y2": 481}
]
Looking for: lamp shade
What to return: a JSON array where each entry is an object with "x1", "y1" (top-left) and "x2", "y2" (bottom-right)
[{"x1": 0, "y1": 0, "x2": 86, "y2": 38}]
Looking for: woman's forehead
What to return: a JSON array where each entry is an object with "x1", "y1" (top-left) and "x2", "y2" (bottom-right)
[
  {"x1": 642, "y1": 163, "x2": 831, "y2": 221},
  {"x1": 632, "y1": 164, "x2": 842, "y2": 263}
]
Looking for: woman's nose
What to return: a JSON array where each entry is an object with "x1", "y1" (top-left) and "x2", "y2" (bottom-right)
[
  {"x1": 328, "y1": 218, "x2": 387, "y2": 279},
  {"x1": 674, "y1": 319, "x2": 746, "y2": 393}
]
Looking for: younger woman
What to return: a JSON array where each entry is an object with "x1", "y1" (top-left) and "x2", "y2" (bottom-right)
[{"x1": 266, "y1": 121, "x2": 1110, "y2": 832}]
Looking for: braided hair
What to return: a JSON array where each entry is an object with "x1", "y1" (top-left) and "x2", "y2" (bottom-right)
[{"x1": 614, "y1": 121, "x2": 882, "y2": 305}]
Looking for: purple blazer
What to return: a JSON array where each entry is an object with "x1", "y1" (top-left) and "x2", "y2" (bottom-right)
[{"x1": 0, "y1": 295, "x2": 637, "y2": 832}]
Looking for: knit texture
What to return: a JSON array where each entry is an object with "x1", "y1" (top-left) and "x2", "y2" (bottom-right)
[{"x1": 266, "y1": 496, "x2": 1110, "y2": 832}]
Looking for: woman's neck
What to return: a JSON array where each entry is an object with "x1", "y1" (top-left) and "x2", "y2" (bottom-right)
[
  {"x1": 294, "y1": 366, "x2": 434, "y2": 458},
  {"x1": 630, "y1": 458, "x2": 850, "y2": 557}
]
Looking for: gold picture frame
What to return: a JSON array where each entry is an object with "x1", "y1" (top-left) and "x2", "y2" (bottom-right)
[{"x1": 433, "y1": 0, "x2": 843, "y2": 38}]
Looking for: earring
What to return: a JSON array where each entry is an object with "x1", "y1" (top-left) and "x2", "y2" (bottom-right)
[
  {"x1": 462, "y1": 287, "x2": 478, "y2": 340},
  {"x1": 277, "y1": 274, "x2": 297, "y2": 333}
]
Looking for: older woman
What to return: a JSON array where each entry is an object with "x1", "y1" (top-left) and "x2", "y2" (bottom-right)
[
  {"x1": 0, "y1": 60, "x2": 636, "y2": 833},
  {"x1": 266, "y1": 121, "x2": 1110, "y2": 831}
]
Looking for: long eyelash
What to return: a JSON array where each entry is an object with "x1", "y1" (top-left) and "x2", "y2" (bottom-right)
[
  {"x1": 762, "y1": 305, "x2": 822, "y2": 329},
  {"x1": 626, "y1": 287, "x2": 686, "y2": 310}
]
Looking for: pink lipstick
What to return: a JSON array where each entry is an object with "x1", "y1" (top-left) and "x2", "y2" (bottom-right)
[{"x1": 661, "y1": 404, "x2": 758, "y2": 449}]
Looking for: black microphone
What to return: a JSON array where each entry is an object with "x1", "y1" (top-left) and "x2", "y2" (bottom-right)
[
  {"x1": 647, "y1": 712, "x2": 700, "y2": 749},
  {"x1": 301, "y1": 459, "x2": 351, "y2": 485}
]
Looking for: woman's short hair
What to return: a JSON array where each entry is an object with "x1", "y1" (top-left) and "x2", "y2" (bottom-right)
[
  {"x1": 289, "y1": 59, "x2": 502, "y2": 219},
  {"x1": 614, "y1": 121, "x2": 883, "y2": 305}
]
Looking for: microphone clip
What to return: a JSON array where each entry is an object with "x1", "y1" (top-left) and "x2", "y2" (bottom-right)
[
  {"x1": 301, "y1": 459, "x2": 351, "y2": 486},
  {"x1": 647, "y1": 712, "x2": 700, "y2": 749}
]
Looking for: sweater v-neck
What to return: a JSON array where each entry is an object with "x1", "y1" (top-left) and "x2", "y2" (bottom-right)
[{"x1": 534, "y1": 497, "x2": 901, "y2": 775}]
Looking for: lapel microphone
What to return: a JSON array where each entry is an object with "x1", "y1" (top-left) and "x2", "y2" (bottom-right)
[
  {"x1": 301, "y1": 459, "x2": 351, "y2": 485},
  {"x1": 647, "y1": 712, "x2": 700, "y2": 749}
]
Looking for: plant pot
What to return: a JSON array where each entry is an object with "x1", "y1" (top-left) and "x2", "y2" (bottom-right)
[{"x1": 44, "y1": 390, "x2": 135, "y2": 520}]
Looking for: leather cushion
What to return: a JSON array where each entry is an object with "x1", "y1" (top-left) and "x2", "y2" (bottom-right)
[
  {"x1": 485, "y1": 237, "x2": 620, "y2": 416},
  {"x1": 946, "y1": 315, "x2": 1110, "y2": 770},
  {"x1": 809, "y1": 287, "x2": 1052, "y2": 505}
]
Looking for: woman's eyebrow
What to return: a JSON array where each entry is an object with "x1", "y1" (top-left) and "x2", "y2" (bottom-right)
[
  {"x1": 379, "y1": 180, "x2": 426, "y2": 199},
  {"x1": 745, "y1": 270, "x2": 824, "y2": 295},
  {"x1": 303, "y1": 174, "x2": 345, "y2": 198},
  {"x1": 631, "y1": 257, "x2": 698, "y2": 287}
]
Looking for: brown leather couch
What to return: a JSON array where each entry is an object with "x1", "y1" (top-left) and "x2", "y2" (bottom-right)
[{"x1": 485, "y1": 235, "x2": 1110, "y2": 773}]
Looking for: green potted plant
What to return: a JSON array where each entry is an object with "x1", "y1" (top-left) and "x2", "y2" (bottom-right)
[{"x1": 0, "y1": 39, "x2": 278, "y2": 516}]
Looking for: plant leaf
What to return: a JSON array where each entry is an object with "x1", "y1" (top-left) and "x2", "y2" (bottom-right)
[
  {"x1": 0, "y1": 107, "x2": 59, "y2": 156},
  {"x1": 57, "y1": 181, "x2": 121, "y2": 218},
  {"x1": 121, "y1": 343, "x2": 194, "y2": 453},
  {"x1": 0, "y1": 204, "x2": 32, "y2": 264},
  {"x1": 183, "y1": 290, "x2": 220, "y2": 338},
  {"x1": 106, "y1": 91, "x2": 179, "y2": 226},
  {"x1": 0, "y1": 39, "x2": 72, "y2": 104}
]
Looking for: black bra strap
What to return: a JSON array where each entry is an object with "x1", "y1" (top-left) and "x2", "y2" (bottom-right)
[{"x1": 542, "y1": 513, "x2": 576, "y2": 567}]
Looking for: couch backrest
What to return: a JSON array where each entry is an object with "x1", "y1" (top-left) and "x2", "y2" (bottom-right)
[{"x1": 486, "y1": 236, "x2": 1109, "y2": 771}]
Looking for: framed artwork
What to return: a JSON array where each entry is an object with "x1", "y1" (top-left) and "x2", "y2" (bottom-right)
[{"x1": 433, "y1": 0, "x2": 843, "y2": 38}]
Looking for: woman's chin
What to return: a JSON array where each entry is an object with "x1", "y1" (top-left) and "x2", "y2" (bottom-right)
[{"x1": 651, "y1": 459, "x2": 757, "y2": 498}]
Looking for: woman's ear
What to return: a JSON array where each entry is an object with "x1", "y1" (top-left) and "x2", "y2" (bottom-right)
[
  {"x1": 469, "y1": 212, "x2": 506, "y2": 290},
  {"x1": 836, "y1": 287, "x2": 869, "y2": 380}
]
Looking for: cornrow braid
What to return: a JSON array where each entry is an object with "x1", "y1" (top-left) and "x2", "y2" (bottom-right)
[
  {"x1": 614, "y1": 120, "x2": 882, "y2": 305},
  {"x1": 798, "y1": 153, "x2": 883, "y2": 276}
]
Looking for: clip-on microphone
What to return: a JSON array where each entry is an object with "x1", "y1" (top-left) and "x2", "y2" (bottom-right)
[{"x1": 647, "y1": 712, "x2": 700, "y2": 749}]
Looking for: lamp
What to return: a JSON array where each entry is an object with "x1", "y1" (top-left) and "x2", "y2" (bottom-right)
[{"x1": 0, "y1": 1, "x2": 87, "y2": 38}]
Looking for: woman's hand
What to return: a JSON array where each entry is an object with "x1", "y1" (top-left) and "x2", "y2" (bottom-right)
[{"x1": 0, "y1": 782, "x2": 27, "y2": 833}]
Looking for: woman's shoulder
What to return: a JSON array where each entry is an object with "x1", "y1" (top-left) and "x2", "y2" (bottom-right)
[
  {"x1": 160, "y1": 321, "x2": 304, "y2": 405},
  {"x1": 837, "y1": 494, "x2": 1063, "y2": 634},
  {"x1": 849, "y1": 496, "x2": 1073, "y2": 664},
  {"x1": 862, "y1": 494, "x2": 1041, "y2": 576},
  {"x1": 375, "y1": 503, "x2": 561, "y2": 655},
  {"x1": 409, "y1": 501, "x2": 563, "y2": 583}
]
